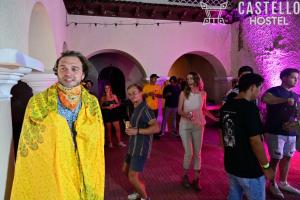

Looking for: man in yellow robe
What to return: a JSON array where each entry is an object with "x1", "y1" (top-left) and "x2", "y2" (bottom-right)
[{"x1": 11, "y1": 51, "x2": 105, "y2": 200}]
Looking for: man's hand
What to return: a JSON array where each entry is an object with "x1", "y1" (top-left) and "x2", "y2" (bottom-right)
[
  {"x1": 283, "y1": 121, "x2": 300, "y2": 133},
  {"x1": 125, "y1": 128, "x2": 138, "y2": 136}
]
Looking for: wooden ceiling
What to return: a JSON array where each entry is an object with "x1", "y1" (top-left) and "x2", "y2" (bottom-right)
[{"x1": 63, "y1": 0, "x2": 239, "y2": 24}]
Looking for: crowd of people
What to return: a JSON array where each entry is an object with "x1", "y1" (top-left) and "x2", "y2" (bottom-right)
[
  {"x1": 10, "y1": 50, "x2": 300, "y2": 200},
  {"x1": 220, "y1": 67, "x2": 300, "y2": 200}
]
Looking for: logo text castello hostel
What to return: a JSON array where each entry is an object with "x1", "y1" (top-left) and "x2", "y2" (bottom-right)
[{"x1": 238, "y1": 1, "x2": 300, "y2": 25}]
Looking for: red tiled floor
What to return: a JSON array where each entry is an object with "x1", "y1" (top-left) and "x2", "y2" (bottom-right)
[{"x1": 104, "y1": 125, "x2": 300, "y2": 200}]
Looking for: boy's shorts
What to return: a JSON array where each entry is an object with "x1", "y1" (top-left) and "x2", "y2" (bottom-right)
[
  {"x1": 266, "y1": 133, "x2": 296, "y2": 159},
  {"x1": 125, "y1": 154, "x2": 147, "y2": 172}
]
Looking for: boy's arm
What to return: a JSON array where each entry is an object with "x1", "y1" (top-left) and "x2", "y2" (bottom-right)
[
  {"x1": 262, "y1": 92, "x2": 293, "y2": 105},
  {"x1": 249, "y1": 135, "x2": 274, "y2": 180}
]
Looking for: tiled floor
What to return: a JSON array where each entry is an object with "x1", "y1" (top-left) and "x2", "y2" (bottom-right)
[{"x1": 104, "y1": 125, "x2": 300, "y2": 200}]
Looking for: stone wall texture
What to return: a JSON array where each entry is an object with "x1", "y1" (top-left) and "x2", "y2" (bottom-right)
[{"x1": 240, "y1": 1, "x2": 300, "y2": 93}]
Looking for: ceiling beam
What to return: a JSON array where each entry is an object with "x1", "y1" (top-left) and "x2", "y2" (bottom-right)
[{"x1": 63, "y1": 0, "x2": 237, "y2": 23}]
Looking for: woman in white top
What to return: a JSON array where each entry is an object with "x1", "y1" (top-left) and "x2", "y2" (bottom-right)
[{"x1": 178, "y1": 72, "x2": 218, "y2": 191}]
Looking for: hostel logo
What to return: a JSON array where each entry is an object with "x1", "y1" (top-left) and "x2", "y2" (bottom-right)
[
  {"x1": 238, "y1": 1, "x2": 300, "y2": 26},
  {"x1": 200, "y1": 0, "x2": 228, "y2": 25}
]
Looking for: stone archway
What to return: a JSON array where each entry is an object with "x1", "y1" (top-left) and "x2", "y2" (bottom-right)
[
  {"x1": 87, "y1": 50, "x2": 146, "y2": 98},
  {"x1": 169, "y1": 52, "x2": 228, "y2": 103},
  {"x1": 98, "y1": 66, "x2": 126, "y2": 99},
  {"x1": 28, "y1": 2, "x2": 56, "y2": 72}
]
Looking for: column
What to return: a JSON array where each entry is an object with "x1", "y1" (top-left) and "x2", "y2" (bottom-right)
[
  {"x1": 22, "y1": 72, "x2": 57, "y2": 94},
  {"x1": 0, "y1": 48, "x2": 44, "y2": 200}
]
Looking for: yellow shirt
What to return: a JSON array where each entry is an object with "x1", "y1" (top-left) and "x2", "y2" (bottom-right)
[
  {"x1": 11, "y1": 84, "x2": 105, "y2": 200},
  {"x1": 143, "y1": 83, "x2": 162, "y2": 110}
]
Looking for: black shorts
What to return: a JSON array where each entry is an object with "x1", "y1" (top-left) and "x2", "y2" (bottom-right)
[
  {"x1": 125, "y1": 154, "x2": 147, "y2": 172},
  {"x1": 102, "y1": 107, "x2": 120, "y2": 123}
]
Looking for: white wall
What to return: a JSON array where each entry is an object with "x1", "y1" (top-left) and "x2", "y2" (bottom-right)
[
  {"x1": 0, "y1": 0, "x2": 67, "y2": 69},
  {"x1": 66, "y1": 15, "x2": 233, "y2": 78},
  {"x1": 1, "y1": 0, "x2": 32, "y2": 53},
  {"x1": 229, "y1": 22, "x2": 258, "y2": 76},
  {"x1": 28, "y1": 2, "x2": 57, "y2": 72}
]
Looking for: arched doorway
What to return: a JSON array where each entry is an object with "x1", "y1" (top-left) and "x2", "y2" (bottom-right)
[
  {"x1": 98, "y1": 66, "x2": 125, "y2": 99},
  {"x1": 169, "y1": 52, "x2": 227, "y2": 103},
  {"x1": 87, "y1": 50, "x2": 146, "y2": 99},
  {"x1": 88, "y1": 51, "x2": 145, "y2": 133}
]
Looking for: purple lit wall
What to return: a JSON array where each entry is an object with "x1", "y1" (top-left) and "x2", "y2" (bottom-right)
[{"x1": 239, "y1": 2, "x2": 300, "y2": 94}]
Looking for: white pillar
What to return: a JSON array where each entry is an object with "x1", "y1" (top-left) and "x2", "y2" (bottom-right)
[
  {"x1": 22, "y1": 72, "x2": 57, "y2": 94},
  {"x1": 0, "y1": 49, "x2": 44, "y2": 200}
]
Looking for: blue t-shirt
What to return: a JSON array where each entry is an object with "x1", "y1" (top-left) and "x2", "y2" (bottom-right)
[
  {"x1": 127, "y1": 101, "x2": 155, "y2": 158},
  {"x1": 58, "y1": 98, "x2": 82, "y2": 134},
  {"x1": 163, "y1": 84, "x2": 181, "y2": 108},
  {"x1": 265, "y1": 86, "x2": 299, "y2": 136}
]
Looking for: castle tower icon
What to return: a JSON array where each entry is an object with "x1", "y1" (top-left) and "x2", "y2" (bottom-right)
[{"x1": 200, "y1": 0, "x2": 228, "y2": 25}]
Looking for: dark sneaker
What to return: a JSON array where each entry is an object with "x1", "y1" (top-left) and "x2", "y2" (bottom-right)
[
  {"x1": 182, "y1": 175, "x2": 190, "y2": 188},
  {"x1": 192, "y1": 179, "x2": 202, "y2": 192},
  {"x1": 153, "y1": 134, "x2": 160, "y2": 140}
]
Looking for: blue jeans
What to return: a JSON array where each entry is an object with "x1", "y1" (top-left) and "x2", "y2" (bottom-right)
[
  {"x1": 161, "y1": 107, "x2": 177, "y2": 133},
  {"x1": 228, "y1": 174, "x2": 266, "y2": 200}
]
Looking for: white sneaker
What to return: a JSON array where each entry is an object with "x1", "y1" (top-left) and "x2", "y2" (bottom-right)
[
  {"x1": 118, "y1": 141, "x2": 126, "y2": 147},
  {"x1": 278, "y1": 182, "x2": 300, "y2": 195},
  {"x1": 269, "y1": 182, "x2": 284, "y2": 199},
  {"x1": 127, "y1": 192, "x2": 139, "y2": 200}
]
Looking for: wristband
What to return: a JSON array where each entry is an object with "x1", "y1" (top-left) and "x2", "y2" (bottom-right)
[{"x1": 262, "y1": 163, "x2": 270, "y2": 169}]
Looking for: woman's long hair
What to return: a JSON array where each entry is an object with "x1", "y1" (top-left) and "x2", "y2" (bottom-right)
[
  {"x1": 103, "y1": 83, "x2": 112, "y2": 96},
  {"x1": 184, "y1": 72, "x2": 204, "y2": 98}
]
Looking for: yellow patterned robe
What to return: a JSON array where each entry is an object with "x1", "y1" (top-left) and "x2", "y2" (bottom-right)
[{"x1": 11, "y1": 84, "x2": 105, "y2": 200}]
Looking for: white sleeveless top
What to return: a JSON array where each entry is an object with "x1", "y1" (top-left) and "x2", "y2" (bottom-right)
[{"x1": 180, "y1": 92, "x2": 206, "y2": 126}]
